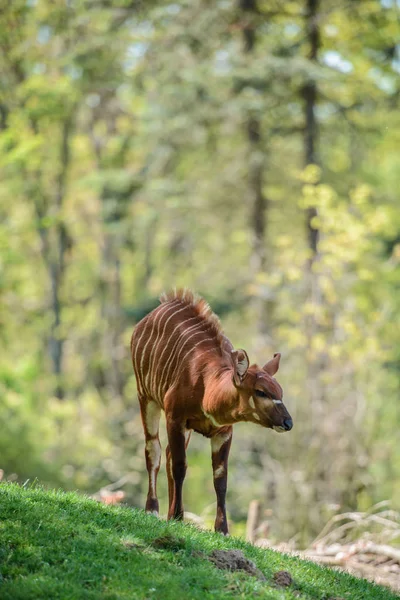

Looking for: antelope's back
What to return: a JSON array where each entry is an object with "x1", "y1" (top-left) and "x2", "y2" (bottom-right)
[{"x1": 131, "y1": 289, "x2": 223, "y2": 404}]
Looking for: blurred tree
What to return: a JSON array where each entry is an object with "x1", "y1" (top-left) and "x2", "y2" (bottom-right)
[
  {"x1": 238, "y1": 0, "x2": 270, "y2": 335},
  {"x1": 0, "y1": 0, "x2": 399, "y2": 544}
]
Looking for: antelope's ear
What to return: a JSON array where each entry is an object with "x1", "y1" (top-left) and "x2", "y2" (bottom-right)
[
  {"x1": 263, "y1": 352, "x2": 281, "y2": 376},
  {"x1": 231, "y1": 349, "x2": 250, "y2": 386}
]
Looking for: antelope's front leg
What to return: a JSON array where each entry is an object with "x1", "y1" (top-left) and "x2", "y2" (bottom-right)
[
  {"x1": 166, "y1": 419, "x2": 188, "y2": 521},
  {"x1": 211, "y1": 426, "x2": 233, "y2": 535}
]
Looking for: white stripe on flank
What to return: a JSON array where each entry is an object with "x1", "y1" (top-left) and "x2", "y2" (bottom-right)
[
  {"x1": 166, "y1": 330, "x2": 212, "y2": 390},
  {"x1": 170, "y1": 337, "x2": 214, "y2": 387},
  {"x1": 134, "y1": 342, "x2": 147, "y2": 396},
  {"x1": 187, "y1": 347, "x2": 216, "y2": 374},
  {"x1": 155, "y1": 315, "x2": 199, "y2": 400},
  {"x1": 157, "y1": 320, "x2": 206, "y2": 399},
  {"x1": 170, "y1": 346, "x2": 216, "y2": 403},
  {"x1": 144, "y1": 301, "x2": 184, "y2": 389},
  {"x1": 133, "y1": 303, "x2": 163, "y2": 379},
  {"x1": 133, "y1": 317, "x2": 151, "y2": 378},
  {"x1": 136, "y1": 375, "x2": 143, "y2": 396},
  {"x1": 139, "y1": 300, "x2": 179, "y2": 394},
  {"x1": 133, "y1": 301, "x2": 175, "y2": 371},
  {"x1": 138, "y1": 307, "x2": 166, "y2": 395},
  {"x1": 146, "y1": 303, "x2": 189, "y2": 392}
]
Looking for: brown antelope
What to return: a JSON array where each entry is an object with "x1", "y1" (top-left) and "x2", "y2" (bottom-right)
[{"x1": 131, "y1": 289, "x2": 293, "y2": 535}]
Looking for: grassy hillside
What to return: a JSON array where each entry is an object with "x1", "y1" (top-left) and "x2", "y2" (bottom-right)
[{"x1": 0, "y1": 484, "x2": 398, "y2": 600}]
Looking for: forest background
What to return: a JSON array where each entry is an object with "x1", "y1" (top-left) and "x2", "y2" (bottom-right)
[{"x1": 1, "y1": 0, "x2": 399, "y2": 547}]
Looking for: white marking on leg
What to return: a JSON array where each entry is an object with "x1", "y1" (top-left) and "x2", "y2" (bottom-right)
[
  {"x1": 213, "y1": 465, "x2": 225, "y2": 479},
  {"x1": 211, "y1": 431, "x2": 232, "y2": 453},
  {"x1": 249, "y1": 397, "x2": 255, "y2": 409},
  {"x1": 144, "y1": 399, "x2": 161, "y2": 505},
  {"x1": 145, "y1": 402, "x2": 161, "y2": 437},
  {"x1": 253, "y1": 412, "x2": 261, "y2": 421},
  {"x1": 145, "y1": 439, "x2": 161, "y2": 499}
]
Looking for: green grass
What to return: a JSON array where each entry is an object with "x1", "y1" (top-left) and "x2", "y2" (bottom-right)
[{"x1": 0, "y1": 484, "x2": 398, "y2": 600}]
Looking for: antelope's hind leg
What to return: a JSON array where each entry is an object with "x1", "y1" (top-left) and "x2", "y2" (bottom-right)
[
  {"x1": 139, "y1": 398, "x2": 162, "y2": 515},
  {"x1": 166, "y1": 421, "x2": 191, "y2": 521},
  {"x1": 166, "y1": 429, "x2": 191, "y2": 519}
]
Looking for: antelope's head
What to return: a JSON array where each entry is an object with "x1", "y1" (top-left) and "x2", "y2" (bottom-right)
[{"x1": 231, "y1": 350, "x2": 293, "y2": 433}]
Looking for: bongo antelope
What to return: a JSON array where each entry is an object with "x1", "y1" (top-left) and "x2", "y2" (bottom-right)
[{"x1": 131, "y1": 289, "x2": 293, "y2": 534}]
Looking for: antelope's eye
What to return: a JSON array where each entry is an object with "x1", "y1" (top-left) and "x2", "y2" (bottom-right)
[{"x1": 255, "y1": 389, "x2": 269, "y2": 398}]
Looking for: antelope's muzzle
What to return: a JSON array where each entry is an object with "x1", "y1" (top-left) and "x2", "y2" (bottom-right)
[
  {"x1": 283, "y1": 418, "x2": 293, "y2": 431},
  {"x1": 272, "y1": 411, "x2": 293, "y2": 433}
]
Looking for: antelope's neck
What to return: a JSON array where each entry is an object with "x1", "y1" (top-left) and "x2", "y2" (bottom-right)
[{"x1": 202, "y1": 362, "x2": 242, "y2": 425}]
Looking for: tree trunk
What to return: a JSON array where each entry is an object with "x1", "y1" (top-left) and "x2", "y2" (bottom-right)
[
  {"x1": 303, "y1": 0, "x2": 320, "y2": 257},
  {"x1": 89, "y1": 115, "x2": 132, "y2": 400},
  {"x1": 302, "y1": 0, "x2": 335, "y2": 515},
  {"x1": 100, "y1": 227, "x2": 125, "y2": 399},
  {"x1": 239, "y1": 0, "x2": 269, "y2": 336},
  {"x1": 31, "y1": 116, "x2": 73, "y2": 400},
  {"x1": 48, "y1": 116, "x2": 73, "y2": 399},
  {"x1": 0, "y1": 104, "x2": 8, "y2": 131},
  {"x1": 302, "y1": 0, "x2": 323, "y2": 423}
]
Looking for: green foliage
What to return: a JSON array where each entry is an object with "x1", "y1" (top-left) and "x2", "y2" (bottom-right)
[
  {"x1": 0, "y1": 484, "x2": 397, "y2": 600},
  {"x1": 0, "y1": 0, "x2": 399, "y2": 545}
]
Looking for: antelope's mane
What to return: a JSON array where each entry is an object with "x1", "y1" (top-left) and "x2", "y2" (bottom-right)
[{"x1": 159, "y1": 288, "x2": 224, "y2": 347}]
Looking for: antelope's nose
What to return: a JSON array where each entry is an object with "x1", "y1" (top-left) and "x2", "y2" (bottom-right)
[{"x1": 283, "y1": 418, "x2": 293, "y2": 431}]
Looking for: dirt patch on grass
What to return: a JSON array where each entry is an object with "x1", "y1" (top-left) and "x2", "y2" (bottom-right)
[
  {"x1": 209, "y1": 549, "x2": 266, "y2": 581},
  {"x1": 151, "y1": 535, "x2": 186, "y2": 552},
  {"x1": 273, "y1": 570, "x2": 293, "y2": 588}
]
